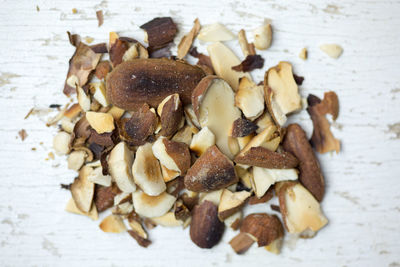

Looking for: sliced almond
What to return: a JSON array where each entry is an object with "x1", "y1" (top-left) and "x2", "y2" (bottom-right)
[
  {"x1": 235, "y1": 77, "x2": 264, "y2": 120},
  {"x1": 77, "y1": 86, "x2": 91, "y2": 112},
  {"x1": 128, "y1": 218, "x2": 148, "y2": 239},
  {"x1": 252, "y1": 167, "x2": 298, "y2": 198},
  {"x1": 218, "y1": 189, "x2": 251, "y2": 220},
  {"x1": 122, "y1": 43, "x2": 139, "y2": 61},
  {"x1": 87, "y1": 166, "x2": 112, "y2": 186},
  {"x1": 99, "y1": 214, "x2": 127, "y2": 233},
  {"x1": 157, "y1": 94, "x2": 183, "y2": 137},
  {"x1": 86, "y1": 111, "x2": 115, "y2": 134},
  {"x1": 152, "y1": 137, "x2": 191, "y2": 175},
  {"x1": 132, "y1": 191, "x2": 176, "y2": 218},
  {"x1": 112, "y1": 202, "x2": 134, "y2": 216},
  {"x1": 67, "y1": 150, "x2": 87, "y2": 171},
  {"x1": 319, "y1": 44, "x2": 343, "y2": 59},
  {"x1": 255, "y1": 112, "x2": 275, "y2": 133},
  {"x1": 161, "y1": 164, "x2": 180, "y2": 183},
  {"x1": 64, "y1": 103, "x2": 82, "y2": 119},
  {"x1": 53, "y1": 131, "x2": 71, "y2": 155},
  {"x1": 107, "y1": 106, "x2": 125, "y2": 120},
  {"x1": 235, "y1": 165, "x2": 253, "y2": 189},
  {"x1": 114, "y1": 191, "x2": 131, "y2": 206},
  {"x1": 190, "y1": 200, "x2": 225, "y2": 248},
  {"x1": 197, "y1": 23, "x2": 235, "y2": 42},
  {"x1": 299, "y1": 48, "x2": 307, "y2": 60},
  {"x1": 172, "y1": 125, "x2": 194, "y2": 146},
  {"x1": 265, "y1": 62, "x2": 302, "y2": 119},
  {"x1": 70, "y1": 165, "x2": 95, "y2": 212},
  {"x1": 90, "y1": 82, "x2": 109, "y2": 107},
  {"x1": 108, "y1": 142, "x2": 136, "y2": 193},
  {"x1": 133, "y1": 142, "x2": 166, "y2": 196},
  {"x1": 253, "y1": 24, "x2": 272, "y2": 50},
  {"x1": 151, "y1": 212, "x2": 183, "y2": 227},
  {"x1": 192, "y1": 76, "x2": 242, "y2": 159},
  {"x1": 177, "y1": 18, "x2": 201, "y2": 59},
  {"x1": 265, "y1": 87, "x2": 287, "y2": 126},
  {"x1": 184, "y1": 104, "x2": 201, "y2": 129},
  {"x1": 184, "y1": 145, "x2": 238, "y2": 192},
  {"x1": 237, "y1": 134, "x2": 253, "y2": 151},
  {"x1": 65, "y1": 198, "x2": 98, "y2": 220},
  {"x1": 60, "y1": 117, "x2": 76, "y2": 133},
  {"x1": 199, "y1": 189, "x2": 223, "y2": 206},
  {"x1": 207, "y1": 42, "x2": 251, "y2": 91},
  {"x1": 238, "y1": 29, "x2": 255, "y2": 57},
  {"x1": 190, "y1": 126, "x2": 215, "y2": 156},
  {"x1": 276, "y1": 182, "x2": 328, "y2": 234}
]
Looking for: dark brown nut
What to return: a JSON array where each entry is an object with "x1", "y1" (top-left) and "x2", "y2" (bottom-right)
[
  {"x1": 231, "y1": 117, "x2": 258, "y2": 138},
  {"x1": 240, "y1": 213, "x2": 284, "y2": 247},
  {"x1": 184, "y1": 145, "x2": 238, "y2": 192},
  {"x1": 282, "y1": 123, "x2": 325, "y2": 202},
  {"x1": 106, "y1": 59, "x2": 206, "y2": 110},
  {"x1": 88, "y1": 128, "x2": 114, "y2": 147},
  {"x1": 158, "y1": 94, "x2": 183, "y2": 137},
  {"x1": 232, "y1": 55, "x2": 264, "y2": 72},
  {"x1": 190, "y1": 200, "x2": 225, "y2": 249},
  {"x1": 94, "y1": 185, "x2": 119, "y2": 212},
  {"x1": 140, "y1": 17, "x2": 177, "y2": 51},
  {"x1": 307, "y1": 92, "x2": 340, "y2": 154},
  {"x1": 234, "y1": 147, "x2": 298, "y2": 169},
  {"x1": 229, "y1": 232, "x2": 255, "y2": 254},
  {"x1": 162, "y1": 138, "x2": 191, "y2": 175},
  {"x1": 128, "y1": 230, "x2": 151, "y2": 248}
]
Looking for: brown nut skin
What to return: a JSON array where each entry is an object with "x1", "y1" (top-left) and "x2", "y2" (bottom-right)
[
  {"x1": 160, "y1": 95, "x2": 183, "y2": 137},
  {"x1": 163, "y1": 138, "x2": 191, "y2": 175},
  {"x1": 240, "y1": 213, "x2": 284, "y2": 247},
  {"x1": 282, "y1": 123, "x2": 325, "y2": 202},
  {"x1": 190, "y1": 200, "x2": 225, "y2": 249},
  {"x1": 106, "y1": 59, "x2": 206, "y2": 110},
  {"x1": 184, "y1": 145, "x2": 238, "y2": 192},
  {"x1": 234, "y1": 147, "x2": 298, "y2": 169}
]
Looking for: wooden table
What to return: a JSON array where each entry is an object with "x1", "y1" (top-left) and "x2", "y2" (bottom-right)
[{"x1": 1, "y1": 0, "x2": 399, "y2": 266}]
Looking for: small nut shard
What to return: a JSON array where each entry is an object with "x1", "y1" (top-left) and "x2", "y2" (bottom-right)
[
  {"x1": 299, "y1": 48, "x2": 307, "y2": 60},
  {"x1": 307, "y1": 92, "x2": 340, "y2": 154},
  {"x1": 87, "y1": 166, "x2": 111, "y2": 187},
  {"x1": 253, "y1": 24, "x2": 272, "y2": 50},
  {"x1": 157, "y1": 94, "x2": 183, "y2": 137},
  {"x1": 218, "y1": 189, "x2": 251, "y2": 220},
  {"x1": 65, "y1": 198, "x2": 98, "y2": 220},
  {"x1": 108, "y1": 142, "x2": 136, "y2": 193},
  {"x1": 319, "y1": 44, "x2": 343, "y2": 59},
  {"x1": 77, "y1": 86, "x2": 91, "y2": 112},
  {"x1": 133, "y1": 142, "x2": 166, "y2": 196},
  {"x1": 86, "y1": 112, "x2": 115, "y2": 134},
  {"x1": 190, "y1": 126, "x2": 215, "y2": 156},
  {"x1": 53, "y1": 131, "x2": 71, "y2": 155},
  {"x1": 184, "y1": 145, "x2": 238, "y2": 192},
  {"x1": 235, "y1": 147, "x2": 298, "y2": 169},
  {"x1": 238, "y1": 29, "x2": 255, "y2": 57},
  {"x1": 177, "y1": 18, "x2": 201, "y2": 59},
  {"x1": 70, "y1": 166, "x2": 95, "y2": 213},
  {"x1": 190, "y1": 200, "x2": 225, "y2": 249},
  {"x1": 229, "y1": 232, "x2": 255, "y2": 254},
  {"x1": 99, "y1": 214, "x2": 127, "y2": 233},
  {"x1": 197, "y1": 23, "x2": 235, "y2": 42},
  {"x1": 276, "y1": 182, "x2": 328, "y2": 234},
  {"x1": 235, "y1": 77, "x2": 265, "y2": 121},
  {"x1": 252, "y1": 167, "x2": 298, "y2": 198},
  {"x1": 132, "y1": 191, "x2": 176, "y2": 218},
  {"x1": 140, "y1": 17, "x2": 177, "y2": 51},
  {"x1": 230, "y1": 118, "x2": 258, "y2": 138},
  {"x1": 67, "y1": 150, "x2": 87, "y2": 171},
  {"x1": 91, "y1": 82, "x2": 109, "y2": 107}
]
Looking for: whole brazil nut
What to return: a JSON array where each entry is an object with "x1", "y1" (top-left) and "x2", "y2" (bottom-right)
[
  {"x1": 282, "y1": 123, "x2": 325, "y2": 202},
  {"x1": 106, "y1": 58, "x2": 206, "y2": 110}
]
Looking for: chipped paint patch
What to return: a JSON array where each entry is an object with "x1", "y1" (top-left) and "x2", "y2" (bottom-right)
[
  {"x1": 389, "y1": 262, "x2": 400, "y2": 267},
  {"x1": 1, "y1": 218, "x2": 14, "y2": 226},
  {"x1": 387, "y1": 123, "x2": 400, "y2": 139},
  {"x1": 323, "y1": 4, "x2": 342, "y2": 15},
  {"x1": 0, "y1": 73, "x2": 21, "y2": 87},
  {"x1": 17, "y1": 214, "x2": 29, "y2": 220},
  {"x1": 42, "y1": 238, "x2": 61, "y2": 257},
  {"x1": 334, "y1": 191, "x2": 360, "y2": 205}
]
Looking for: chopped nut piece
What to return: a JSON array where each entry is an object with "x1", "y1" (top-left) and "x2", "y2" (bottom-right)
[
  {"x1": 231, "y1": 118, "x2": 258, "y2": 138},
  {"x1": 96, "y1": 10, "x2": 103, "y2": 27},
  {"x1": 192, "y1": 76, "x2": 242, "y2": 159},
  {"x1": 70, "y1": 166, "x2": 95, "y2": 212},
  {"x1": 207, "y1": 42, "x2": 252, "y2": 91},
  {"x1": 184, "y1": 104, "x2": 201, "y2": 129},
  {"x1": 235, "y1": 147, "x2": 298, "y2": 169},
  {"x1": 18, "y1": 129, "x2": 27, "y2": 141},
  {"x1": 157, "y1": 94, "x2": 183, "y2": 137},
  {"x1": 229, "y1": 232, "x2": 255, "y2": 254},
  {"x1": 108, "y1": 142, "x2": 136, "y2": 193},
  {"x1": 252, "y1": 167, "x2": 298, "y2": 198},
  {"x1": 53, "y1": 131, "x2": 71, "y2": 155},
  {"x1": 240, "y1": 213, "x2": 283, "y2": 249},
  {"x1": 86, "y1": 112, "x2": 115, "y2": 134},
  {"x1": 283, "y1": 123, "x2": 325, "y2": 201},
  {"x1": 276, "y1": 182, "x2": 328, "y2": 234},
  {"x1": 64, "y1": 103, "x2": 82, "y2": 119},
  {"x1": 299, "y1": 48, "x2": 307, "y2": 60},
  {"x1": 90, "y1": 82, "x2": 109, "y2": 107},
  {"x1": 198, "y1": 23, "x2": 235, "y2": 42},
  {"x1": 133, "y1": 143, "x2": 166, "y2": 196},
  {"x1": 238, "y1": 29, "x2": 255, "y2": 57},
  {"x1": 248, "y1": 187, "x2": 274, "y2": 205},
  {"x1": 132, "y1": 191, "x2": 176, "y2": 218},
  {"x1": 107, "y1": 106, "x2": 125, "y2": 120},
  {"x1": 151, "y1": 212, "x2": 183, "y2": 227},
  {"x1": 218, "y1": 189, "x2": 251, "y2": 220},
  {"x1": 77, "y1": 86, "x2": 91, "y2": 112},
  {"x1": 94, "y1": 185, "x2": 117, "y2": 212},
  {"x1": 307, "y1": 92, "x2": 340, "y2": 154},
  {"x1": 161, "y1": 165, "x2": 180, "y2": 183},
  {"x1": 128, "y1": 230, "x2": 151, "y2": 247},
  {"x1": 319, "y1": 44, "x2": 343, "y2": 58},
  {"x1": 172, "y1": 125, "x2": 194, "y2": 146},
  {"x1": 199, "y1": 189, "x2": 223, "y2": 206},
  {"x1": 190, "y1": 126, "x2": 215, "y2": 156},
  {"x1": 99, "y1": 214, "x2": 126, "y2": 233},
  {"x1": 65, "y1": 198, "x2": 98, "y2": 220},
  {"x1": 140, "y1": 17, "x2": 177, "y2": 51},
  {"x1": 67, "y1": 150, "x2": 87, "y2": 171},
  {"x1": 232, "y1": 55, "x2": 264, "y2": 72},
  {"x1": 106, "y1": 59, "x2": 206, "y2": 110},
  {"x1": 255, "y1": 112, "x2": 275, "y2": 133},
  {"x1": 152, "y1": 137, "x2": 191, "y2": 175},
  {"x1": 185, "y1": 145, "x2": 238, "y2": 192},
  {"x1": 265, "y1": 62, "x2": 302, "y2": 120},
  {"x1": 190, "y1": 201, "x2": 225, "y2": 248},
  {"x1": 253, "y1": 24, "x2": 272, "y2": 50},
  {"x1": 177, "y1": 18, "x2": 201, "y2": 59},
  {"x1": 88, "y1": 167, "x2": 111, "y2": 186},
  {"x1": 235, "y1": 77, "x2": 265, "y2": 120}
]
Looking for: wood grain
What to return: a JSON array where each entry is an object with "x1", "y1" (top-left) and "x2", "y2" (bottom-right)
[{"x1": 0, "y1": 0, "x2": 400, "y2": 266}]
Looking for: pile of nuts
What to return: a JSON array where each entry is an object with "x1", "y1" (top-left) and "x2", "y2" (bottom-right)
[{"x1": 51, "y1": 17, "x2": 341, "y2": 254}]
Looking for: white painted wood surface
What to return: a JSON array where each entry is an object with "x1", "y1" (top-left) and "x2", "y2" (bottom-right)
[{"x1": 1, "y1": 0, "x2": 400, "y2": 266}]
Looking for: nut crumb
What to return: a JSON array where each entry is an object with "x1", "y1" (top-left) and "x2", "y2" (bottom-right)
[
  {"x1": 18, "y1": 129, "x2": 27, "y2": 141},
  {"x1": 72, "y1": 8, "x2": 77, "y2": 14}
]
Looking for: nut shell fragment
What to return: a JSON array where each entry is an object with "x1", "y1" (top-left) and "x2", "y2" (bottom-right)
[{"x1": 99, "y1": 214, "x2": 126, "y2": 233}]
